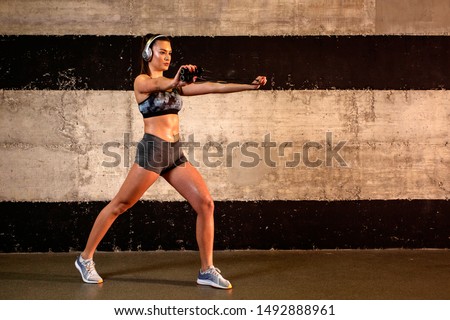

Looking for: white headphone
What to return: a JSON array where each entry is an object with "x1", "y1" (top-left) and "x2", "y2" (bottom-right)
[{"x1": 142, "y1": 34, "x2": 167, "y2": 62}]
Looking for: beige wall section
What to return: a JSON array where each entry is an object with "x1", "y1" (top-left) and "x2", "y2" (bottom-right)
[
  {"x1": 2, "y1": 0, "x2": 450, "y2": 36},
  {"x1": 1, "y1": 90, "x2": 448, "y2": 201},
  {"x1": 0, "y1": 90, "x2": 133, "y2": 201},
  {"x1": 376, "y1": 0, "x2": 450, "y2": 35},
  {"x1": 0, "y1": 0, "x2": 375, "y2": 36}
]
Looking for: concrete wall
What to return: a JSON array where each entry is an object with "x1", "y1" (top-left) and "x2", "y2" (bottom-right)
[
  {"x1": 1, "y1": 89, "x2": 448, "y2": 201},
  {"x1": 1, "y1": 0, "x2": 450, "y2": 36},
  {"x1": 0, "y1": 0, "x2": 449, "y2": 250},
  {"x1": 1, "y1": 0, "x2": 449, "y2": 201}
]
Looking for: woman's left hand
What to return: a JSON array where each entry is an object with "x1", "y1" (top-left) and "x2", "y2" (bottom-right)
[{"x1": 252, "y1": 76, "x2": 267, "y2": 89}]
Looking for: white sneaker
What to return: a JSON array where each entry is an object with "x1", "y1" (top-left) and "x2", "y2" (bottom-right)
[
  {"x1": 75, "y1": 255, "x2": 103, "y2": 284},
  {"x1": 197, "y1": 266, "x2": 232, "y2": 289}
]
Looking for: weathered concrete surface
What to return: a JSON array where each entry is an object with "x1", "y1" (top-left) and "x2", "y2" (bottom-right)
[
  {"x1": 0, "y1": 0, "x2": 375, "y2": 35},
  {"x1": 0, "y1": 90, "x2": 132, "y2": 201},
  {"x1": 1, "y1": 90, "x2": 448, "y2": 201},
  {"x1": 376, "y1": 0, "x2": 450, "y2": 35},
  {"x1": 180, "y1": 90, "x2": 449, "y2": 200},
  {"x1": 2, "y1": 0, "x2": 450, "y2": 36}
]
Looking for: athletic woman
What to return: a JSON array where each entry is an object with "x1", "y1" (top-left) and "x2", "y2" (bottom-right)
[{"x1": 75, "y1": 34, "x2": 267, "y2": 289}]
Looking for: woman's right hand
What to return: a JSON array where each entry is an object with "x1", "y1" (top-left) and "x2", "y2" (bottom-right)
[{"x1": 175, "y1": 64, "x2": 198, "y2": 86}]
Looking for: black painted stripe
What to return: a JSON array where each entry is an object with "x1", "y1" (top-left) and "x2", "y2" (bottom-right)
[
  {"x1": 0, "y1": 200, "x2": 448, "y2": 252},
  {"x1": 1, "y1": 35, "x2": 449, "y2": 90}
]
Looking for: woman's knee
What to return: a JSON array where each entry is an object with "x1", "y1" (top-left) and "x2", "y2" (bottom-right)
[
  {"x1": 196, "y1": 196, "x2": 214, "y2": 215},
  {"x1": 109, "y1": 199, "x2": 134, "y2": 217}
]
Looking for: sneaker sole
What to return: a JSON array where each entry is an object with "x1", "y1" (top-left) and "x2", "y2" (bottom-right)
[
  {"x1": 197, "y1": 279, "x2": 232, "y2": 290},
  {"x1": 74, "y1": 260, "x2": 103, "y2": 284}
]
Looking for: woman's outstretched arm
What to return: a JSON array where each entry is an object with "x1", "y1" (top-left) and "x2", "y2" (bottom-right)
[{"x1": 181, "y1": 76, "x2": 267, "y2": 96}]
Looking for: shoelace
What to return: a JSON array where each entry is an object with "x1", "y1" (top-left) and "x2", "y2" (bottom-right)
[
  {"x1": 206, "y1": 266, "x2": 221, "y2": 276},
  {"x1": 83, "y1": 260, "x2": 97, "y2": 275}
]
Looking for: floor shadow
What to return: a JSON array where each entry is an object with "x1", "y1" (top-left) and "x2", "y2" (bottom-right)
[
  {"x1": 105, "y1": 276, "x2": 194, "y2": 288},
  {"x1": 0, "y1": 271, "x2": 79, "y2": 283}
]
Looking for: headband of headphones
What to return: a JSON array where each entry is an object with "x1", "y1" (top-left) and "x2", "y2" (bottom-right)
[{"x1": 142, "y1": 34, "x2": 167, "y2": 61}]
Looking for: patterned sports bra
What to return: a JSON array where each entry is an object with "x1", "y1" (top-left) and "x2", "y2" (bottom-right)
[{"x1": 138, "y1": 88, "x2": 183, "y2": 118}]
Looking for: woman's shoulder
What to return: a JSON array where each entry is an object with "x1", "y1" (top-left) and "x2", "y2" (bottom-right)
[
  {"x1": 135, "y1": 74, "x2": 151, "y2": 83},
  {"x1": 134, "y1": 74, "x2": 154, "y2": 94}
]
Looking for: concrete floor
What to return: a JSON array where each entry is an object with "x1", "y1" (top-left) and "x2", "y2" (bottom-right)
[{"x1": 0, "y1": 250, "x2": 449, "y2": 300}]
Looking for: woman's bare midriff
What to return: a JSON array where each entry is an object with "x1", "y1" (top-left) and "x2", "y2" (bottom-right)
[{"x1": 143, "y1": 114, "x2": 180, "y2": 142}]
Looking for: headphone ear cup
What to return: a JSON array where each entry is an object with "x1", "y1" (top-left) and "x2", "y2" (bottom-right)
[
  {"x1": 142, "y1": 48, "x2": 152, "y2": 61},
  {"x1": 142, "y1": 34, "x2": 166, "y2": 62}
]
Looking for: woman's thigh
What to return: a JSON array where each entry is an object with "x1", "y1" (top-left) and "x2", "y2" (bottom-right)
[
  {"x1": 112, "y1": 163, "x2": 160, "y2": 206},
  {"x1": 161, "y1": 162, "x2": 213, "y2": 211}
]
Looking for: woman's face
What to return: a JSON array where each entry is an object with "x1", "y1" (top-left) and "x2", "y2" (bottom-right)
[{"x1": 150, "y1": 40, "x2": 172, "y2": 71}]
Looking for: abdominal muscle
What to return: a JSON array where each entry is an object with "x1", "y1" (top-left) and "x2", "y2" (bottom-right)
[{"x1": 143, "y1": 114, "x2": 180, "y2": 142}]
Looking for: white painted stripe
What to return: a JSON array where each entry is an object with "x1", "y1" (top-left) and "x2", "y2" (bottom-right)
[{"x1": 1, "y1": 90, "x2": 448, "y2": 201}]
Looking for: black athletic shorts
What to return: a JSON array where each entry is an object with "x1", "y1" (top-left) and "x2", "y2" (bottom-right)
[{"x1": 135, "y1": 133, "x2": 188, "y2": 175}]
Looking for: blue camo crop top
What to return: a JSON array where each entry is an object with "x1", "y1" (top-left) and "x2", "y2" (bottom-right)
[{"x1": 138, "y1": 88, "x2": 183, "y2": 118}]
